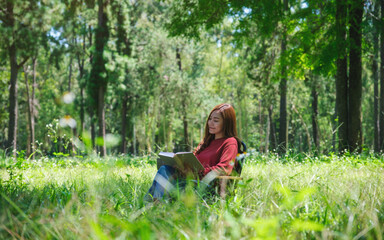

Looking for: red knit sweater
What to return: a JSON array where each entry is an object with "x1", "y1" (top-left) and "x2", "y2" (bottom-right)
[{"x1": 195, "y1": 137, "x2": 238, "y2": 176}]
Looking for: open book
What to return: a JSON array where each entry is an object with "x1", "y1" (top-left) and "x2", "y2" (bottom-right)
[{"x1": 157, "y1": 152, "x2": 204, "y2": 172}]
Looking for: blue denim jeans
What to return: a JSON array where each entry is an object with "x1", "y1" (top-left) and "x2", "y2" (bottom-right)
[
  {"x1": 145, "y1": 165, "x2": 181, "y2": 201},
  {"x1": 145, "y1": 165, "x2": 214, "y2": 202}
]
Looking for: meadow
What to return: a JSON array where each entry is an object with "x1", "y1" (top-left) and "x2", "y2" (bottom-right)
[{"x1": 0, "y1": 153, "x2": 383, "y2": 239}]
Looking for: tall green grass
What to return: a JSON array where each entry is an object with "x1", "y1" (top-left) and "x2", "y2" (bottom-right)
[{"x1": 0, "y1": 153, "x2": 383, "y2": 239}]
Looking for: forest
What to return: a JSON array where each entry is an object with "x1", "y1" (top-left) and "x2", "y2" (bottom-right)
[
  {"x1": 1, "y1": 0, "x2": 384, "y2": 239},
  {"x1": 1, "y1": 0, "x2": 383, "y2": 157}
]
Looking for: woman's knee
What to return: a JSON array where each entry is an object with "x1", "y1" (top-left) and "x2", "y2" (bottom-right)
[{"x1": 158, "y1": 165, "x2": 176, "y2": 176}]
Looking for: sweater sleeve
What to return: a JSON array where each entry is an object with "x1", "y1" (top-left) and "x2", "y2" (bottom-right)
[{"x1": 203, "y1": 140, "x2": 238, "y2": 176}]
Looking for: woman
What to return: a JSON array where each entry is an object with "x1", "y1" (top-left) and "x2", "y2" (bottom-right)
[{"x1": 145, "y1": 103, "x2": 241, "y2": 201}]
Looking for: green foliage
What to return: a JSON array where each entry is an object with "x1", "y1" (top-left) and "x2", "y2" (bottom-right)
[{"x1": 0, "y1": 0, "x2": 382, "y2": 155}]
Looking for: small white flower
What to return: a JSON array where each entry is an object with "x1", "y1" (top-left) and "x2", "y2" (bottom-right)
[
  {"x1": 62, "y1": 92, "x2": 75, "y2": 104},
  {"x1": 59, "y1": 115, "x2": 77, "y2": 129},
  {"x1": 105, "y1": 134, "x2": 121, "y2": 147},
  {"x1": 73, "y1": 138, "x2": 85, "y2": 151}
]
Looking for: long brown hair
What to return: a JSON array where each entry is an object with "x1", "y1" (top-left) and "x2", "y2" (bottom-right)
[{"x1": 194, "y1": 103, "x2": 240, "y2": 154}]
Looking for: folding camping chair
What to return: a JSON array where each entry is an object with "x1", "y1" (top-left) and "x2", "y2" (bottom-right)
[{"x1": 208, "y1": 141, "x2": 247, "y2": 198}]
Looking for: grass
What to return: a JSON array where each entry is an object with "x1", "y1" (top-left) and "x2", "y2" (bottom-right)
[{"x1": 0, "y1": 153, "x2": 383, "y2": 239}]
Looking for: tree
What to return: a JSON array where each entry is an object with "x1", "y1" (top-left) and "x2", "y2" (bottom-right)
[
  {"x1": 287, "y1": 0, "x2": 337, "y2": 152},
  {"x1": 0, "y1": 0, "x2": 55, "y2": 157},
  {"x1": 175, "y1": 47, "x2": 192, "y2": 151},
  {"x1": 112, "y1": 0, "x2": 133, "y2": 154},
  {"x1": 380, "y1": 0, "x2": 384, "y2": 151},
  {"x1": 278, "y1": 0, "x2": 289, "y2": 153},
  {"x1": 335, "y1": 0, "x2": 364, "y2": 153},
  {"x1": 347, "y1": 0, "x2": 364, "y2": 151},
  {"x1": 1, "y1": 0, "x2": 28, "y2": 156},
  {"x1": 88, "y1": 0, "x2": 109, "y2": 156},
  {"x1": 371, "y1": 2, "x2": 380, "y2": 152},
  {"x1": 311, "y1": 76, "x2": 320, "y2": 151},
  {"x1": 23, "y1": 57, "x2": 38, "y2": 159},
  {"x1": 336, "y1": 0, "x2": 350, "y2": 152},
  {"x1": 166, "y1": 0, "x2": 290, "y2": 151}
]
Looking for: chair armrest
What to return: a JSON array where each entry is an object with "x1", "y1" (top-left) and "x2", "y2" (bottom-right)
[{"x1": 216, "y1": 176, "x2": 243, "y2": 180}]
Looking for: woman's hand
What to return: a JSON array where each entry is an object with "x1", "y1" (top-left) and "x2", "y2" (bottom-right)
[{"x1": 176, "y1": 165, "x2": 195, "y2": 178}]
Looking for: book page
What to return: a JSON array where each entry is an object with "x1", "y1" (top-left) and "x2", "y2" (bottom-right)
[
  {"x1": 157, "y1": 152, "x2": 177, "y2": 169},
  {"x1": 159, "y1": 152, "x2": 175, "y2": 158}
]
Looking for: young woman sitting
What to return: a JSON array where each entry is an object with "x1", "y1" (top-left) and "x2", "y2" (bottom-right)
[{"x1": 145, "y1": 103, "x2": 241, "y2": 201}]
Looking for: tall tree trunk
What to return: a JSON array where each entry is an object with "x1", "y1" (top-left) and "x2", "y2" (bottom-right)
[
  {"x1": 90, "y1": 0, "x2": 109, "y2": 156},
  {"x1": 78, "y1": 26, "x2": 91, "y2": 138},
  {"x1": 23, "y1": 58, "x2": 37, "y2": 159},
  {"x1": 6, "y1": 0, "x2": 17, "y2": 157},
  {"x1": 332, "y1": 110, "x2": 337, "y2": 152},
  {"x1": 121, "y1": 94, "x2": 128, "y2": 153},
  {"x1": 278, "y1": 65, "x2": 287, "y2": 153},
  {"x1": 278, "y1": 0, "x2": 288, "y2": 154},
  {"x1": 79, "y1": 86, "x2": 85, "y2": 136},
  {"x1": 7, "y1": 44, "x2": 20, "y2": 158},
  {"x1": 311, "y1": 78, "x2": 320, "y2": 151},
  {"x1": 87, "y1": 26, "x2": 95, "y2": 149},
  {"x1": 115, "y1": 4, "x2": 132, "y2": 154},
  {"x1": 97, "y1": 0, "x2": 108, "y2": 156},
  {"x1": 68, "y1": 57, "x2": 72, "y2": 92},
  {"x1": 182, "y1": 110, "x2": 189, "y2": 150},
  {"x1": 133, "y1": 116, "x2": 137, "y2": 155},
  {"x1": 68, "y1": 55, "x2": 75, "y2": 154},
  {"x1": 24, "y1": 65, "x2": 31, "y2": 157},
  {"x1": 98, "y1": 86, "x2": 106, "y2": 156},
  {"x1": 167, "y1": 116, "x2": 173, "y2": 152},
  {"x1": 336, "y1": 0, "x2": 349, "y2": 152},
  {"x1": 348, "y1": 0, "x2": 363, "y2": 152},
  {"x1": 265, "y1": 107, "x2": 270, "y2": 153},
  {"x1": 31, "y1": 58, "x2": 36, "y2": 158},
  {"x1": 292, "y1": 104, "x2": 311, "y2": 151},
  {"x1": 269, "y1": 105, "x2": 277, "y2": 151},
  {"x1": 373, "y1": 3, "x2": 380, "y2": 152},
  {"x1": 90, "y1": 109, "x2": 96, "y2": 150},
  {"x1": 380, "y1": 0, "x2": 384, "y2": 151},
  {"x1": 5, "y1": 0, "x2": 30, "y2": 158},
  {"x1": 176, "y1": 47, "x2": 189, "y2": 151},
  {"x1": 259, "y1": 99, "x2": 264, "y2": 152},
  {"x1": 78, "y1": 28, "x2": 87, "y2": 136}
]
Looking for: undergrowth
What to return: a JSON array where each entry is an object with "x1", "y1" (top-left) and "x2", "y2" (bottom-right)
[{"x1": 0, "y1": 153, "x2": 383, "y2": 239}]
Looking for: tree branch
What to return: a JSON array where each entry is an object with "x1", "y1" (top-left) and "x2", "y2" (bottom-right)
[
  {"x1": 0, "y1": 4, "x2": 6, "y2": 14},
  {"x1": 17, "y1": 57, "x2": 30, "y2": 69},
  {"x1": 0, "y1": 6, "x2": 7, "y2": 22}
]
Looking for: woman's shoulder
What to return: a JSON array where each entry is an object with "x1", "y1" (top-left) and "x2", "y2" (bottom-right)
[{"x1": 223, "y1": 137, "x2": 238, "y2": 146}]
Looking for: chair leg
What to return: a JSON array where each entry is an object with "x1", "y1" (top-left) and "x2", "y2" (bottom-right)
[{"x1": 219, "y1": 179, "x2": 228, "y2": 198}]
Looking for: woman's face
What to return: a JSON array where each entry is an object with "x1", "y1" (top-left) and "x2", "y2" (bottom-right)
[{"x1": 208, "y1": 110, "x2": 224, "y2": 139}]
